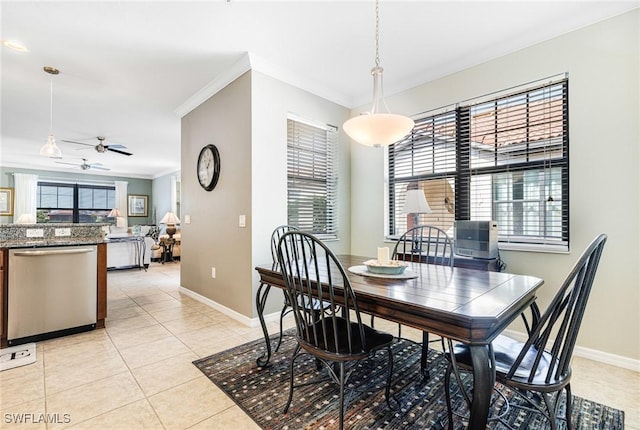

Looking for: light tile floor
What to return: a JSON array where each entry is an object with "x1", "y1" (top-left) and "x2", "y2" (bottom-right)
[{"x1": 1, "y1": 262, "x2": 638, "y2": 429}]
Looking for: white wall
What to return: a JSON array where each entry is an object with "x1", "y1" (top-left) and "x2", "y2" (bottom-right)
[
  {"x1": 251, "y1": 70, "x2": 352, "y2": 316},
  {"x1": 350, "y1": 10, "x2": 639, "y2": 363}
]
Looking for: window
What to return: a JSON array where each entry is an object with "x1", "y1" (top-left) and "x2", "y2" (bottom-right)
[
  {"x1": 287, "y1": 117, "x2": 338, "y2": 239},
  {"x1": 37, "y1": 182, "x2": 115, "y2": 223},
  {"x1": 388, "y1": 79, "x2": 569, "y2": 250}
]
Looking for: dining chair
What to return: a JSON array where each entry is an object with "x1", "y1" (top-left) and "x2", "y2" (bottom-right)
[
  {"x1": 372, "y1": 225, "x2": 454, "y2": 377},
  {"x1": 443, "y1": 233, "x2": 607, "y2": 430},
  {"x1": 267, "y1": 225, "x2": 333, "y2": 352},
  {"x1": 276, "y1": 231, "x2": 396, "y2": 430}
]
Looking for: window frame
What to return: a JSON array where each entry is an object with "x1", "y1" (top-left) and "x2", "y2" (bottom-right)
[
  {"x1": 387, "y1": 78, "x2": 569, "y2": 252},
  {"x1": 37, "y1": 181, "x2": 116, "y2": 224},
  {"x1": 286, "y1": 115, "x2": 339, "y2": 240}
]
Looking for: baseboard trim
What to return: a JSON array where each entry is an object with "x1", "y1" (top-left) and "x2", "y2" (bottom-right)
[
  {"x1": 178, "y1": 287, "x2": 280, "y2": 328},
  {"x1": 503, "y1": 329, "x2": 639, "y2": 373}
]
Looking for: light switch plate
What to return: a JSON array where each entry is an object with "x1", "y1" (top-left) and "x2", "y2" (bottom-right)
[
  {"x1": 184, "y1": 214, "x2": 191, "y2": 224},
  {"x1": 239, "y1": 214, "x2": 246, "y2": 228}
]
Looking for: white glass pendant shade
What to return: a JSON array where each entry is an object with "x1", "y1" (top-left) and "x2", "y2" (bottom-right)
[
  {"x1": 344, "y1": 64, "x2": 414, "y2": 148},
  {"x1": 40, "y1": 134, "x2": 62, "y2": 158},
  {"x1": 41, "y1": 67, "x2": 62, "y2": 158},
  {"x1": 344, "y1": 113, "x2": 415, "y2": 147}
]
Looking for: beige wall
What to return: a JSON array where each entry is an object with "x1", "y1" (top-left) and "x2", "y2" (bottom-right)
[
  {"x1": 180, "y1": 70, "x2": 351, "y2": 318},
  {"x1": 350, "y1": 10, "x2": 639, "y2": 363},
  {"x1": 180, "y1": 71, "x2": 253, "y2": 316}
]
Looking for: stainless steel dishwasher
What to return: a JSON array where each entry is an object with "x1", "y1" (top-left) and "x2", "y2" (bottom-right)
[{"x1": 8, "y1": 245, "x2": 97, "y2": 345}]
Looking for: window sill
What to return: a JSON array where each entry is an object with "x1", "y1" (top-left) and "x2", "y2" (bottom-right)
[{"x1": 499, "y1": 242, "x2": 569, "y2": 254}]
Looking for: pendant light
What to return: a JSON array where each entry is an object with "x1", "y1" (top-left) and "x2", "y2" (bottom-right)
[
  {"x1": 39, "y1": 66, "x2": 62, "y2": 158},
  {"x1": 343, "y1": 0, "x2": 415, "y2": 148}
]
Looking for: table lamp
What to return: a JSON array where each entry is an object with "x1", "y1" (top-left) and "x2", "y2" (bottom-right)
[
  {"x1": 108, "y1": 208, "x2": 125, "y2": 228},
  {"x1": 160, "y1": 212, "x2": 180, "y2": 239},
  {"x1": 402, "y1": 186, "x2": 431, "y2": 228}
]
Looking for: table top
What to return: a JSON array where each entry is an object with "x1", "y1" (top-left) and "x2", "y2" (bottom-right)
[{"x1": 255, "y1": 254, "x2": 544, "y2": 345}]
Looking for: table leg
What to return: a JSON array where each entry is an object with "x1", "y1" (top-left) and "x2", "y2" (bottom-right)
[
  {"x1": 255, "y1": 282, "x2": 273, "y2": 367},
  {"x1": 468, "y1": 344, "x2": 492, "y2": 429}
]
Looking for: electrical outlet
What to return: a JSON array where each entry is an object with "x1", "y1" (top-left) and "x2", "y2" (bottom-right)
[
  {"x1": 26, "y1": 229, "x2": 44, "y2": 238},
  {"x1": 54, "y1": 228, "x2": 71, "y2": 237},
  {"x1": 211, "y1": 267, "x2": 216, "y2": 278}
]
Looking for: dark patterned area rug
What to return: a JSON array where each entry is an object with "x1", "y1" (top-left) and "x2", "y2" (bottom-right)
[{"x1": 193, "y1": 330, "x2": 624, "y2": 429}]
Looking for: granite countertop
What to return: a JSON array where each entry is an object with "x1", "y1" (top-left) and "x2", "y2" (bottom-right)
[
  {"x1": 0, "y1": 223, "x2": 108, "y2": 249},
  {"x1": 1, "y1": 237, "x2": 107, "y2": 249}
]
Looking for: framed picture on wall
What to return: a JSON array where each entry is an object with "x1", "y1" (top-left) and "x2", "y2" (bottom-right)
[
  {"x1": 0, "y1": 188, "x2": 14, "y2": 216},
  {"x1": 128, "y1": 194, "x2": 148, "y2": 217}
]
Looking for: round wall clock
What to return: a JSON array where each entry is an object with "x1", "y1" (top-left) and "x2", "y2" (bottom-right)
[{"x1": 197, "y1": 144, "x2": 220, "y2": 191}]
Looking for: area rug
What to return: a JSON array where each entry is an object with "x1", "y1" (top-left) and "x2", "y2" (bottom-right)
[{"x1": 193, "y1": 330, "x2": 624, "y2": 429}]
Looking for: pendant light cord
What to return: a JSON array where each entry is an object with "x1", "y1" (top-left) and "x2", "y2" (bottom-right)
[
  {"x1": 50, "y1": 77, "x2": 54, "y2": 135},
  {"x1": 374, "y1": 0, "x2": 380, "y2": 67}
]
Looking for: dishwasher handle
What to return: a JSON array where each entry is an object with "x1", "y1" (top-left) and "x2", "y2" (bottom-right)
[{"x1": 13, "y1": 248, "x2": 95, "y2": 257}]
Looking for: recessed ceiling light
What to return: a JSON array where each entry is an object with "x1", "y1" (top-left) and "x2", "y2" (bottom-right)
[{"x1": 2, "y1": 39, "x2": 29, "y2": 52}]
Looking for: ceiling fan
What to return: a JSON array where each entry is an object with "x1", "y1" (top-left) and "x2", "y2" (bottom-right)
[
  {"x1": 62, "y1": 136, "x2": 133, "y2": 156},
  {"x1": 56, "y1": 158, "x2": 111, "y2": 171}
]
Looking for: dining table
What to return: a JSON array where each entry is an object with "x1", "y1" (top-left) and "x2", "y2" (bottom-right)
[{"x1": 254, "y1": 254, "x2": 544, "y2": 429}]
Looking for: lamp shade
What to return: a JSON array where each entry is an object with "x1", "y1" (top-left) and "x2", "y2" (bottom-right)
[
  {"x1": 343, "y1": 113, "x2": 415, "y2": 147},
  {"x1": 15, "y1": 213, "x2": 37, "y2": 224},
  {"x1": 40, "y1": 134, "x2": 62, "y2": 158},
  {"x1": 402, "y1": 189, "x2": 432, "y2": 214},
  {"x1": 108, "y1": 208, "x2": 122, "y2": 217},
  {"x1": 160, "y1": 212, "x2": 180, "y2": 225}
]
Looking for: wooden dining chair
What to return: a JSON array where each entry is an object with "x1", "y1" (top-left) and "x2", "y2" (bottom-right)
[
  {"x1": 372, "y1": 225, "x2": 454, "y2": 377},
  {"x1": 444, "y1": 233, "x2": 607, "y2": 430},
  {"x1": 276, "y1": 231, "x2": 396, "y2": 430}
]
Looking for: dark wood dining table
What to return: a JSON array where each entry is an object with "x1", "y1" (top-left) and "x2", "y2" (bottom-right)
[{"x1": 254, "y1": 254, "x2": 544, "y2": 429}]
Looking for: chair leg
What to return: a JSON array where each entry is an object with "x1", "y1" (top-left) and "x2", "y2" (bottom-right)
[
  {"x1": 565, "y1": 384, "x2": 574, "y2": 430},
  {"x1": 444, "y1": 363, "x2": 454, "y2": 430},
  {"x1": 420, "y1": 331, "x2": 430, "y2": 379},
  {"x1": 283, "y1": 344, "x2": 301, "y2": 414},
  {"x1": 274, "y1": 302, "x2": 289, "y2": 352},
  {"x1": 338, "y1": 361, "x2": 346, "y2": 430},
  {"x1": 384, "y1": 345, "x2": 396, "y2": 410},
  {"x1": 370, "y1": 314, "x2": 375, "y2": 328}
]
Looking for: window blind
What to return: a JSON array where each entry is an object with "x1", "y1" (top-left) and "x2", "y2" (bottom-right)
[
  {"x1": 460, "y1": 81, "x2": 569, "y2": 248},
  {"x1": 388, "y1": 78, "x2": 569, "y2": 250},
  {"x1": 287, "y1": 118, "x2": 338, "y2": 238},
  {"x1": 389, "y1": 110, "x2": 457, "y2": 235}
]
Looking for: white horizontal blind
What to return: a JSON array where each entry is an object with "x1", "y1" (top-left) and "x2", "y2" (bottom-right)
[
  {"x1": 287, "y1": 118, "x2": 338, "y2": 238},
  {"x1": 388, "y1": 78, "x2": 569, "y2": 249}
]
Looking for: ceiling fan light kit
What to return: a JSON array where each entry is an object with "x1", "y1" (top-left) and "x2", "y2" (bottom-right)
[
  {"x1": 343, "y1": 0, "x2": 415, "y2": 148},
  {"x1": 40, "y1": 66, "x2": 63, "y2": 158}
]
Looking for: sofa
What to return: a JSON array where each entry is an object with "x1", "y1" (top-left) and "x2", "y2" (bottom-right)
[{"x1": 106, "y1": 225, "x2": 159, "y2": 269}]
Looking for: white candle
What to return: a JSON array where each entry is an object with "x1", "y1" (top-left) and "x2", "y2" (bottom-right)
[{"x1": 377, "y1": 247, "x2": 390, "y2": 265}]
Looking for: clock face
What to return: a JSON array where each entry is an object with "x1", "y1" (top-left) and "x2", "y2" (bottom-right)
[{"x1": 197, "y1": 144, "x2": 220, "y2": 191}]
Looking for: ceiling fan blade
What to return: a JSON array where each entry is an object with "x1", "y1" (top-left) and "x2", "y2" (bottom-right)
[
  {"x1": 91, "y1": 165, "x2": 111, "y2": 171},
  {"x1": 55, "y1": 161, "x2": 78, "y2": 167},
  {"x1": 104, "y1": 144, "x2": 127, "y2": 149},
  {"x1": 107, "y1": 147, "x2": 133, "y2": 156},
  {"x1": 61, "y1": 139, "x2": 93, "y2": 147}
]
